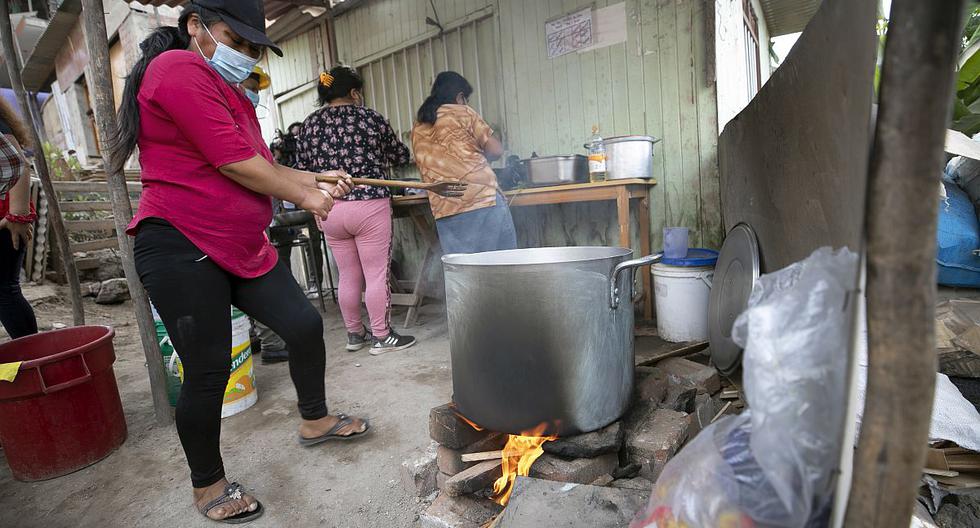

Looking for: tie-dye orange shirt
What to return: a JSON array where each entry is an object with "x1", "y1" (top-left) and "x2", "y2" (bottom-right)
[{"x1": 411, "y1": 104, "x2": 499, "y2": 219}]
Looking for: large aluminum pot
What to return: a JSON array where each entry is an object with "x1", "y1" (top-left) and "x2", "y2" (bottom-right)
[
  {"x1": 443, "y1": 247, "x2": 660, "y2": 436},
  {"x1": 601, "y1": 135, "x2": 661, "y2": 180}
]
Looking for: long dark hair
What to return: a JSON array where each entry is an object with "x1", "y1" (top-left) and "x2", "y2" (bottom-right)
[
  {"x1": 317, "y1": 65, "x2": 363, "y2": 106},
  {"x1": 0, "y1": 97, "x2": 31, "y2": 149},
  {"x1": 416, "y1": 71, "x2": 472, "y2": 125},
  {"x1": 108, "y1": 6, "x2": 220, "y2": 174}
]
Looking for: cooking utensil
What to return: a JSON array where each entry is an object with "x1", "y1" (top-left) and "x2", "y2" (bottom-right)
[
  {"x1": 523, "y1": 155, "x2": 589, "y2": 187},
  {"x1": 584, "y1": 135, "x2": 661, "y2": 180},
  {"x1": 708, "y1": 223, "x2": 761, "y2": 375},
  {"x1": 443, "y1": 247, "x2": 660, "y2": 436},
  {"x1": 315, "y1": 174, "x2": 467, "y2": 197}
]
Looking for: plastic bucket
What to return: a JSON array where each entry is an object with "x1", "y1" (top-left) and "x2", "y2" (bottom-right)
[
  {"x1": 0, "y1": 326, "x2": 127, "y2": 481},
  {"x1": 152, "y1": 306, "x2": 257, "y2": 417},
  {"x1": 652, "y1": 263, "x2": 714, "y2": 342}
]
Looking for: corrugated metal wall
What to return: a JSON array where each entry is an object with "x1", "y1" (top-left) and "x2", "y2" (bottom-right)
[
  {"x1": 266, "y1": 28, "x2": 326, "y2": 130},
  {"x1": 333, "y1": 0, "x2": 721, "y2": 258}
]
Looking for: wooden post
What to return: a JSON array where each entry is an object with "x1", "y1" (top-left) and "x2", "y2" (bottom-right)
[
  {"x1": 845, "y1": 0, "x2": 966, "y2": 526},
  {"x1": 0, "y1": 0, "x2": 85, "y2": 325},
  {"x1": 79, "y1": 0, "x2": 172, "y2": 425}
]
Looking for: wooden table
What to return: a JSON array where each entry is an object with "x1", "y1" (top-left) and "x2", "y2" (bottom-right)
[{"x1": 392, "y1": 178, "x2": 657, "y2": 326}]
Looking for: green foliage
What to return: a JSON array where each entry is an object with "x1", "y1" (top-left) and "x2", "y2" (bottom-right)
[{"x1": 951, "y1": 4, "x2": 980, "y2": 136}]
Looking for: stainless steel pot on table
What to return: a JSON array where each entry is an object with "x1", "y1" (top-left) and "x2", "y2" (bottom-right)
[
  {"x1": 443, "y1": 247, "x2": 660, "y2": 436},
  {"x1": 523, "y1": 155, "x2": 589, "y2": 187},
  {"x1": 589, "y1": 135, "x2": 661, "y2": 180}
]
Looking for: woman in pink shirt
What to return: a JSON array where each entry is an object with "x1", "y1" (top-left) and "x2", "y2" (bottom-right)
[{"x1": 112, "y1": 1, "x2": 366, "y2": 523}]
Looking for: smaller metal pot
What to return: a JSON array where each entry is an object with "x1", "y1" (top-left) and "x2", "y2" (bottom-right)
[{"x1": 523, "y1": 155, "x2": 589, "y2": 187}]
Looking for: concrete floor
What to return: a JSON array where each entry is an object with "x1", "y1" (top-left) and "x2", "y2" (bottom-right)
[{"x1": 0, "y1": 293, "x2": 454, "y2": 528}]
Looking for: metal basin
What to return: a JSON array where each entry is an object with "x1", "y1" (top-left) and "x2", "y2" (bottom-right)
[
  {"x1": 523, "y1": 155, "x2": 589, "y2": 187},
  {"x1": 443, "y1": 247, "x2": 659, "y2": 436}
]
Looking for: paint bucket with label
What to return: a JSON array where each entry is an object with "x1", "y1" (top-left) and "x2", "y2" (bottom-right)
[{"x1": 152, "y1": 305, "x2": 258, "y2": 417}]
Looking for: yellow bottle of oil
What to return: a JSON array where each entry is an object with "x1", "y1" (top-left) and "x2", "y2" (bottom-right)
[{"x1": 587, "y1": 125, "x2": 607, "y2": 183}]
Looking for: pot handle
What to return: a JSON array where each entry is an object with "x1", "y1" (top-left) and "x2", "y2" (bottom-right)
[{"x1": 610, "y1": 253, "x2": 662, "y2": 309}]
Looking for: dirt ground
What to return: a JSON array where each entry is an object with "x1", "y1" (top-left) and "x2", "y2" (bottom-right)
[{"x1": 0, "y1": 287, "x2": 454, "y2": 528}]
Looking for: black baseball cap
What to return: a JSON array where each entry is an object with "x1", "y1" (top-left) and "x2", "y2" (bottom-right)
[{"x1": 191, "y1": 0, "x2": 283, "y2": 57}]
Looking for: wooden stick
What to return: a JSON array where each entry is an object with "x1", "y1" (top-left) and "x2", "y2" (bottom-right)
[
  {"x1": 316, "y1": 174, "x2": 433, "y2": 190},
  {"x1": 710, "y1": 401, "x2": 733, "y2": 424},
  {"x1": 461, "y1": 450, "x2": 523, "y2": 463},
  {"x1": 0, "y1": 0, "x2": 85, "y2": 326},
  {"x1": 846, "y1": 1, "x2": 966, "y2": 526},
  {"x1": 80, "y1": 0, "x2": 172, "y2": 425}
]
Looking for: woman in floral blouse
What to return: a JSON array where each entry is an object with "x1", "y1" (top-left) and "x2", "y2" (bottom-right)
[{"x1": 297, "y1": 66, "x2": 416, "y2": 354}]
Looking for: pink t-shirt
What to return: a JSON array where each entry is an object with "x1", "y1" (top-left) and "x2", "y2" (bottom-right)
[{"x1": 126, "y1": 50, "x2": 277, "y2": 278}]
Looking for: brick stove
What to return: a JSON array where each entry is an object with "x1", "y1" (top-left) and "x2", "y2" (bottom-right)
[{"x1": 401, "y1": 356, "x2": 738, "y2": 528}]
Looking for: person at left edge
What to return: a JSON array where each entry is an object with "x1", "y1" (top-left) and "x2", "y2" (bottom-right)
[{"x1": 110, "y1": 0, "x2": 368, "y2": 524}]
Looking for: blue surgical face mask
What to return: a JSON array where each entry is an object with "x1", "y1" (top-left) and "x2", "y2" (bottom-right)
[
  {"x1": 195, "y1": 23, "x2": 259, "y2": 84},
  {"x1": 245, "y1": 89, "x2": 260, "y2": 108}
]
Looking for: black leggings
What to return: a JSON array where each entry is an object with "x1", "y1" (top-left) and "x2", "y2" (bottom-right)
[
  {"x1": 134, "y1": 219, "x2": 328, "y2": 488},
  {"x1": 0, "y1": 229, "x2": 37, "y2": 339}
]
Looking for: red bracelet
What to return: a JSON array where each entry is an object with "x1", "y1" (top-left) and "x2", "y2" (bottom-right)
[{"x1": 5, "y1": 212, "x2": 37, "y2": 224}]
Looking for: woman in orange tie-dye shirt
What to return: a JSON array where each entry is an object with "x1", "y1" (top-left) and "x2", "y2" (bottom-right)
[{"x1": 411, "y1": 72, "x2": 517, "y2": 254}]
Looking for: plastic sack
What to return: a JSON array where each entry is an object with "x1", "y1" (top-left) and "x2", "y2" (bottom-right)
[{"x1": 631, "y1": 247, "x2": 857, "y2": 528}]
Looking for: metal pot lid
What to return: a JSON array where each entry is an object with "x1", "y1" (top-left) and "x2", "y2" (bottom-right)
[
  {"x1": 708, "y1": 224, "x2": 760, "y2": 375},
  {"x1": 659, "y1": 248, "x2": 719, "y2": 267},
  {"x1": 604, "y1": 135, "x2": 662, "y2": 144}
]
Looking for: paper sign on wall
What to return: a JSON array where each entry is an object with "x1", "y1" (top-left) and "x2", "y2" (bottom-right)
[{"x1": 546, "y1": 7, "x2": 594, "y2": 59}]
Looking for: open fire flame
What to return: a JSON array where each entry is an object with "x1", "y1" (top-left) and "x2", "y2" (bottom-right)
[{"x1": 491, "y1": 423, "x2": 558, "y2": 506}]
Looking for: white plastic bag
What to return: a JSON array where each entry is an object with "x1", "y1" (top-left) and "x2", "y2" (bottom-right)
[{"x1": 631, "y1": 247, "x2": 858, "y2": 528}]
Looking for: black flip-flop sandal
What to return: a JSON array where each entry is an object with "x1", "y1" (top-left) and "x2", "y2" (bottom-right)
[
  {"x1": 298, "y1": 413, "x2": 371, "y2": 447},
  {"x1": 199, "y1": 482, "x2": 264, "y2": 524}
]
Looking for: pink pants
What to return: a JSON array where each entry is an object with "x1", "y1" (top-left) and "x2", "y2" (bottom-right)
[{"x1": 319, "y1": 198, "x2": 393, "y2": 338}]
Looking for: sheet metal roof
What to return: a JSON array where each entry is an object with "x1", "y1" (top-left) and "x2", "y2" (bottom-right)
[
  {"x1": 759, "y1": 0, "x2": 823, "y2": 37},
  {"x1": 127, "y1": 0, "x2": 330, "y2": 21}
]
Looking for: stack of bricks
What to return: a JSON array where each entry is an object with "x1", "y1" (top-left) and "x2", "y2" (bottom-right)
[{"x1": 402, "y1": 356, "x2": 735, "y2": 527}]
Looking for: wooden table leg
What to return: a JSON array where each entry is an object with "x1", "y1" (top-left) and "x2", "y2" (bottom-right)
[
  {"x1": 404, "y1": 208, "x2": 439, "y2": 328},
  {"x1": 639, "y1": 196, "x2": 653, "y2": 320},
  {"x1": 616, "y1": 187, "x2": 630, "y2": 249},
  {"x1": 404, "y1": 245, "x2": 433, "y2": 328}
]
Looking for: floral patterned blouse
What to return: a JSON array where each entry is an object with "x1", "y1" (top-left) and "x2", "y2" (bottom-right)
[{"x1": 296, "y1": 104, "x2": 411, "y2": 201}]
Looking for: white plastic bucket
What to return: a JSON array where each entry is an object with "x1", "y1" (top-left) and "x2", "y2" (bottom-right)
[{"x1": 652, "y1": 263, "x2": 713, "y2": 343}]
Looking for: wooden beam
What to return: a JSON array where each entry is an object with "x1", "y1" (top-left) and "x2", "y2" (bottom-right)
[
  {"x1": 80, "y1": 0, "x2": 172, "y2": 425},
  {"x1": 65, "y1": 219, "x2": 117, "y2": 233},
  {"x1": 60, "y1": 200, "x2": 136, "y2": 213},
  {"x1": 71, "y1": 238, "x2": 119, "y2": 252},
  {"x1": 845, "y1": 0, "x2": 967, "y2": 526},
  {"x1": 0, "y1": 0, "x2": 85, "y2": 325},
  {"x1": 52, "y1": 180, "x2": 143, "y2": 193}
]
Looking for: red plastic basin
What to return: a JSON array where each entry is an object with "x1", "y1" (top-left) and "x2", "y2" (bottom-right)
[{"x1": 0, "y1": 326, "x2": 127, "y2": 481}]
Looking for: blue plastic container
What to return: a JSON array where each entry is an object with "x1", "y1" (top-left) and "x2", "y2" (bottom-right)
[{"x1": 938, "y1": 182, "x2": 980, "y2": 288}]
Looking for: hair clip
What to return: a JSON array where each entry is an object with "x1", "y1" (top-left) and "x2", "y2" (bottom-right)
[{"x1": 320, "y1": 72, "x2": 334, "y2": 87}]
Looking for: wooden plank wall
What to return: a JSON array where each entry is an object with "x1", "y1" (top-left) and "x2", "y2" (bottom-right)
[
  {"x1": 497, "y1": 0, "x2": 720, "y2": 251},
  {"x1": 332, "y1": 0, "x2": 721, "y2": 277}
]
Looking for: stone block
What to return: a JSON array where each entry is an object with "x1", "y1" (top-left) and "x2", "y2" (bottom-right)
[
  {"x1": 660, "y1": 357, "x2": 721, "y2": 395},
  {"x1": 529, "y1": 452, "x2": 618, "y2": 485},
  {"x1": 635, "y1": 367, "x2": 668, "y2": 404},
  {"x1": 609, "y1": 476, "x2": 655, "y2": 492},
  {"x1": 400, "y1": 442, "x2": 438, "y2": 497},
  {"x1": 437, "y1": 433, "x2": 507, "y2": 476},
  {"x1": 444, "y1": 460, "x2": 502, "y2": 497},
  {"x1": 430, "y1": 404, "x2": 492, "y2": 449},
  {"x1": 625, "y1": 408, "x2": 693, "y2": 481},
  {"x1": 543, "y1": 421, "x2": 623, "y2": 458},
  {"x1": 493, "y1": 477, "x2": 647, "y2": 528},
  {"x1": 690, "y1": 394, "x2": 724, "y2": 435},
  {"x1": 420, "y1": 493, "x2": 503, "y2": 528},
  {"x1": 661, "y1": 382, "x2": 697, "y2": 413},
  {"x1": 95, "y1": 278, "x2": 130, "y2": 305}
]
